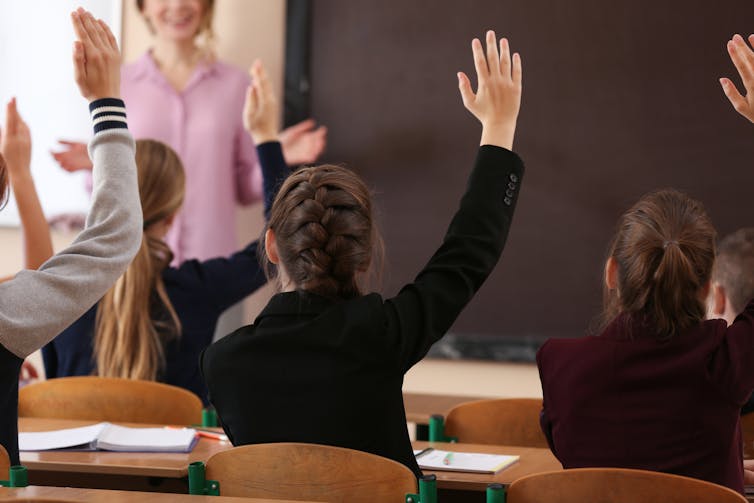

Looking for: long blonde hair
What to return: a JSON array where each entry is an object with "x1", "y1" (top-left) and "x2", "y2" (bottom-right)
[{"x1": 94, "y1": 139, "x2": 186, "y2": 380}]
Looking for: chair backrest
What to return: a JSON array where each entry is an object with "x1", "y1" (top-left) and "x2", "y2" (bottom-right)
[
  {"x1": 741, "y1": 412, "x2": 754, "y2": 459},
  {"x1": 444, "y1": 398, "x2": 548, "y2": 447},
  {"x1": 0, "y1": 443, "x2": 9, "y2": 477},
  {"x1": 18, "y1": 377, "x2": 202, "y2": 425},
  {"x1": 507, "y1": 468, "x2": 747, "y2": 503},
  {"x1": 205, "y1": 443, "x2": 417, "y2": 501}
]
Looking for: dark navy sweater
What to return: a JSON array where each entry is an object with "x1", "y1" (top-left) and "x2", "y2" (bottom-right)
[{"x1": 42, "y1": 142, "x2": 287, "y2": 404}]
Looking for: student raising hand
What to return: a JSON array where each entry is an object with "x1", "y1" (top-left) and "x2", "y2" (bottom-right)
[
  {"x1": 71, "y1": 8, "x2": 121, "y2": 101},
  {"x1": 0, "y1": 98, "x2": 53, "y2": 273},
  {"x1": 458, "y1": 30, "x2": 522, "y2": 150},
  {"x1": 721, "y1": 34, "x2": 754, "y2": 123},
  {"x1": 243, "y1": 60, "x2": 280, "y2": 145}
]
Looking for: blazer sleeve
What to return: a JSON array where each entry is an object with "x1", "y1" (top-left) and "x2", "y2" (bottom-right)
[
  {"x1": 0, "y1": 99, "x2": 142, "y2": 359},
  {"x1": 383, "y1": 145, "x2": 525, "y2": 371},
  {"x1": 173, "y1": 141, "x2": 289, "y2": 312},
  {"x1": 536, "y1": 340, "x2": 558, "y2": 455},
  {"x1": 41, "y1": 342, "x2": 58, "y2": 379},
  {"x1": 708, "y1": 299, "x2": 754, "y2": 405}
]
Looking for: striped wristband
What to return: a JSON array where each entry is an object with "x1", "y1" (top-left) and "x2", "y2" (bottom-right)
[{"x1": 89, "y1": 98, "x2": 128, "y2": 134}]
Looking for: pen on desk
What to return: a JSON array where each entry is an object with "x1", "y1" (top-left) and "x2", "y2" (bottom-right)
[
  {"x1": 164, "y1": 426, "x2": 228, "y2": 442},
  {"x1": 443, "y1": 452, "x2": 454, "y2": 466}
]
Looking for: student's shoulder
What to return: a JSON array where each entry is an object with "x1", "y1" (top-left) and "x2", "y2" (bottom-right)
[{"x1": 201, "y1": 324, "x2": 254, "y2": 369}]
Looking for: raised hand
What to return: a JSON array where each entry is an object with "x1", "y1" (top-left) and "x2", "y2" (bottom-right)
[
  {"x1": 71, "y1": 8, "x2": 121, "y2": 101},
  {"x1": 0, "y1": 98, "x2": 32, "y2": 177},
  {"x1": 243, "y1": 60, "x2": 280, "y2": 145},
  {"x1": 458, "y1": 30, "x2": 522, "y2": 150},
  {"x1": 0, "y1": 99, "x2": 54, "y2": 271},
  {"x1": 721, "y1": 34, "x2": 754, "y2": 123},
  {"x1": 279, "y1": 119, "x2": 327, "y2": 165},
  {"x1": 51, "y1": 140, "x2": 93, "y2": 172}
]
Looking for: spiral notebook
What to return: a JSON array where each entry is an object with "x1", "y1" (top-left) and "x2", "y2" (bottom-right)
[
  {"x1": 414, "y1": 448, "x2": 519, "y2": 474},
  {"x1": 19, "y1": 422, "x2": 198, "y2": 453}
]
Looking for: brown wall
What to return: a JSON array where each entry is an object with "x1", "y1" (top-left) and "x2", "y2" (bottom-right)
[{"x1": 309, "y1": 0, "x2": 754, "y2": 340}]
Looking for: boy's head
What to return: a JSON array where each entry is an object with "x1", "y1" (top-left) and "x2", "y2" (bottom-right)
[{"x1": 707, "y1": 228, "x2": 754, "y2": 325}]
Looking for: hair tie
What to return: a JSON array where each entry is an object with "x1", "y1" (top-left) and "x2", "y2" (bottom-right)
[{"x1": 663, "y1": 240, "x2": 679, "y2": 249}]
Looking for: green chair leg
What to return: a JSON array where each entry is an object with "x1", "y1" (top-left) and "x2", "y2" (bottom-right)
[
  {"x1": 202, "y1": 408, "x2": 218, "y2": 427},
  {"x1": 187, "y1": 461, "x2": 220, "y2": 496},
  {"x1": 0, "y1": 465, "x2": 28, "y2": 487},
  {"x1": 406, "y1": 474, "x2": 437, "y2": 503},
  {"x1": 428, "y1": 414, "x2": 458, "y2": 443},
  {"x1": 487, "y1": 482, "x2": 505, "y2": 503}
]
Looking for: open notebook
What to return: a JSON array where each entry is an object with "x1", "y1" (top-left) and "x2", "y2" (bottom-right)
[
  {"x1": 414, "y1": 448, "x2": 519, "y2": 474},
  {"x1": 19, "y1": 422, "x2": 198, "y2": 453}
]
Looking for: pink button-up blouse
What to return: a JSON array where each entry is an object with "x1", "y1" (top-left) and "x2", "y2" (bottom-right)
[{"x1": 122, "y1": 52, "x2": 262, "y2": 263}]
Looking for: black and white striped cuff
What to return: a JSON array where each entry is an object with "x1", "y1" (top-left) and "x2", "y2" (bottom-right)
[{"x1": 89, "y1": 98, "x2": 128, "y2": 134}]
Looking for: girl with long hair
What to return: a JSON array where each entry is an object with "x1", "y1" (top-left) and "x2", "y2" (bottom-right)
[{"x1": 43, "y1": 61, "x2": 288, "y2": 404}]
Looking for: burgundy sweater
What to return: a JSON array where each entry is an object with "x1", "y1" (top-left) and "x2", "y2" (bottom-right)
[{"x1": 537, "y1": 301, "x2": 754, "y2": 494}]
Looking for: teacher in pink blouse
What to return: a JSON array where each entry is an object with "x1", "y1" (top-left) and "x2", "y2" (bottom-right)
[{"x1": 53, "y1": 0, "x2": 326, "y2": 265}]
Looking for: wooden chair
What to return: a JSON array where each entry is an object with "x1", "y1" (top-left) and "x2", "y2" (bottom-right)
[
  {"x1": 0, "y1": 443, "x2": 9, "y2": 478},
  {"x1": 741, "y1": 412, "x2": 754, "y2": 459},
  {"x1": 506, "y1": 468, "x2": 747, "y2": 503},
  {"x1": 18, "y1": 377, "x2": 202, "y2": 425},
  {"x1": 204, "y1": 443, "x2": 417, "y2": 501},
  {"x1": 443, "y1": 398, "x2": 548, "y2": 447}
]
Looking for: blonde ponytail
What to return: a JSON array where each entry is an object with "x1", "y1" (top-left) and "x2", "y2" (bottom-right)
[{"x1": 94, "y1": 140, "x2": 185, "y2": 380}]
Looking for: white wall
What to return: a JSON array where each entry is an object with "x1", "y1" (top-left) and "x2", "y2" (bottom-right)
[{"x1": 0, "y1": 1, "x2": 123, "y2": 226}]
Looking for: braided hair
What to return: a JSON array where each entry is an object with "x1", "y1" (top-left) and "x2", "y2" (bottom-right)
[{"x1": 262, "y1": 164, "x2": 380, "y2": 299}]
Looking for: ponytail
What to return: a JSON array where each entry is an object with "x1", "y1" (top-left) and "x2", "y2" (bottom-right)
[
  {"x1": 600, "y1": 189, "x2": 715, "y2": 340},
  {"x1": 94, "y1": 139, "x2": 185, "y2": 380}
]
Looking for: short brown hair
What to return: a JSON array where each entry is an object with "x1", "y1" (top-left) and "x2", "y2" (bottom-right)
[
  {"x1": 601, "y1": 189, "x2": 716, "y2": 339},
  {"x1": 713, "y1": 228, "x2": 754, "y2": 315},
  {"x1": 262, "y1": 164, "x2": 382, "y2": 299}
]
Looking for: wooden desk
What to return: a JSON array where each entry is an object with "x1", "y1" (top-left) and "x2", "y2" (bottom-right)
[
  {"x1": 0, "y1": 486, "x2": 312, "y2": 502},
  {"x1": 412, "y1": 440, "x2": 562, "y2": 493},
  {"x1": 403, "y1": 392, "x2": 485, "y2": 424},
  {"x1": 18, "y1": 417, "x2": 232, "y2": 492}
]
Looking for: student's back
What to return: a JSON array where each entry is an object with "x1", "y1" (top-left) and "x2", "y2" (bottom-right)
[
  {"x1": 202, "y1": 32, "x2": 525, "y2": 476},
  {"x1": 538, "y1": 310, "x2": 748, "y2": 491}
]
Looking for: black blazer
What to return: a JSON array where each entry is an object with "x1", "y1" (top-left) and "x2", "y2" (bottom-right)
[{"x1": 200, "y1": 145, "x2": 525, "y2": 476}]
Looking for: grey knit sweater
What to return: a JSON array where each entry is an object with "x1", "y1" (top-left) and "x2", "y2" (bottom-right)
[{"x1": 0, "y1": 98, "x2": 142, "y2": 359}]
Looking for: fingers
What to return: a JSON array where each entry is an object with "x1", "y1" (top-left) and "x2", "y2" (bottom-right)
[
  {"x1": 98, "y1": 19, "x2": 118, "y2": 51},
  {"x1": 720, "y1": 77, "x2": 749, "y2": 114},
  {"x1": 499, "y1": 37, "x2": 511, "y2": 79},
  {"x1": 72, "y1": 40, "x2": 87, "y2": 90},
  {"x1": 251, "y1": 60, "x2": 274, "y2": 103},
  {"x1": 71, "y1": 9, "x2": 92, "y2": 47},
  {"x1": 5, "y1": 98, "x2": 17, "y2": 135},
  {"x1": 82, "y1": 10, "x2": 106, "y2": 49},
  {"x1": 471, "y1": 38, "x2": 489, "y2": 85},
  {"x1": 285, "y1": 119, "x2": 317, "y2": 136},
  {"x1": 457, "y1": 71, "x2": 474, "y2": 109},
  {"x1": 485, "y1": 30, "x2": 501, "y2": 75},
  {"x1": 728, "y1": 35, "x2": 754, "y2": 92},
  {"x1": 512, "y1": 52, "x2": 522, "y2": 87}
]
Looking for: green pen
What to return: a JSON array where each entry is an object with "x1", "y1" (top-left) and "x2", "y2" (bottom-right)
[{"x1": 443, "y1": 452, "x2": 454, "y2": 466}]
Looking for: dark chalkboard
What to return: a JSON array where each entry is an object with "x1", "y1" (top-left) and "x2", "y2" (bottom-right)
[{"x1": 307, "y1": 0, "x2": 754, "y2": 342}]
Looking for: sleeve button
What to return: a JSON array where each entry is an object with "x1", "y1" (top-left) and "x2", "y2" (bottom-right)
[
  {"x1": 505, "y1": 189, "x2": 515, "y2": 198},
  {"x1": 503, "y1": 197, "x2": 512, "y2": 206},
  {"x1": 509, "y1": 173, "x2": 519, "y2": 183}
]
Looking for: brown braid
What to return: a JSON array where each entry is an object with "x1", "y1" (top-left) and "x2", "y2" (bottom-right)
[{"x1": 262, "y1": 164, "x2": 381, "y2": 299}]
